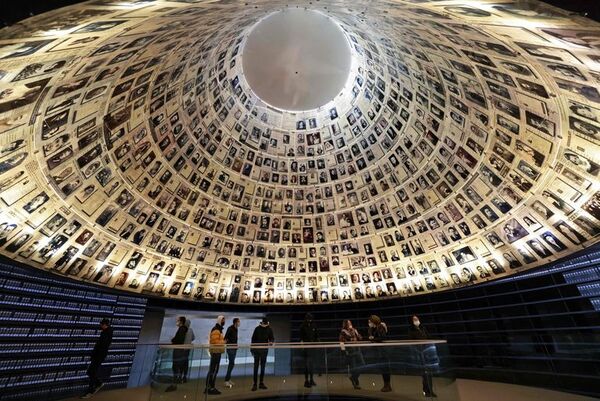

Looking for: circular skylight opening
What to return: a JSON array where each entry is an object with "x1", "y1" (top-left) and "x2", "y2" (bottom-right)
[{"x1": 242, "y1": 9, "x2": 352, "y2": 111}]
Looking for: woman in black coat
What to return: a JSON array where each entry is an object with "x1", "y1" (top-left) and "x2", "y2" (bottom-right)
[
  {"x1": 408, "y1": 315, "x2": 436, "y2": 397},
  {"x1": 368, "y1": 315, "x2": 392, "y2": 392}
]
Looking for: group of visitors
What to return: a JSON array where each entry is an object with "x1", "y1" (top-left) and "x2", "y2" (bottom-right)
[
  {"x1": 337, "y1": 314, "x2": 435, "y2": 396},
  {"x1": 199, "y1": 315, "x2": 274, "y2": 395},
  {"x1": 169, "y1": 313, "x2": 435, "y2": 397},
  {"x1": 82, "y1": 314, "x2": 436, "y2": 399}
]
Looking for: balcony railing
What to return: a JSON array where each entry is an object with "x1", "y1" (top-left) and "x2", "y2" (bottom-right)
[{"x1": 148, "y1": 340, "x2": 454, "y2": 400}]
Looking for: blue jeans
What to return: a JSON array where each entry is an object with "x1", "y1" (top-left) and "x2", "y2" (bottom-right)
[{"x1": 225, "y1": 348, "x2": 237, "y2": 381}]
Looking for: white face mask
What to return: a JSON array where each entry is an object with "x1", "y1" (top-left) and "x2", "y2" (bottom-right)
[{"x1": 413, "y1": 320, "x2": 420, "y2": 327}]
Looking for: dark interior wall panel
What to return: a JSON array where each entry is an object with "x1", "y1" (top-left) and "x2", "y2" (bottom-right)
[{"x1": 0, "y1": 258, "x2": 147, "y2": 401}]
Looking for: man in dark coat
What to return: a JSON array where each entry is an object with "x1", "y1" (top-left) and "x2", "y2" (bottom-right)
[
  {"x1": 224, "y1": 317, "x2": 240, "y2": 387},
  {"x1": 300, "y1": 313, "x2": 319, "y2": 388},
  {"x1": 250, "y1": 317, "x2": 274, "y2": 391},
  {"x1": 165, "y1": 316, "x2": 188, "y2": 392},
  {"x1": 81, "y1": 318, "x2": 113, "y2": 398}
]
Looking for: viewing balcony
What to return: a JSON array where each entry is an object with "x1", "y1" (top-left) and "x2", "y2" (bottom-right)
[{"x1": 148, "y1": 340, "x2": 453, "y2": 401}]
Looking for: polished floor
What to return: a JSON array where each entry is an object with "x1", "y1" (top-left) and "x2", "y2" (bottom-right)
[{"x1": 62, "y1": 376, "x2": 599, "y2": 401}]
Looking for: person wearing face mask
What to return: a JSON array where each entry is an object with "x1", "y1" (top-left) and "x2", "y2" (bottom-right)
[
  {"x1": 205, "y1": 315, "x2": 226, "y2": 395},
  {"x1": 165, "y1": 316, "x2": 188, "y2": 392},
  {"x1": 300, "y1": 313, "x2": 320, "y2": 388},
  {"x1": 224, "y1": 317, "x2": 240, "y2": 388},
  {"x1": 409, "y1": 315, "x2": 436, "y2": 397},
  {"x1": 368, "y1": 315, "x2": 392, "y2": 392},
  {"x1": 339, "y1": 319, "x2": 364, "y2": 389}
]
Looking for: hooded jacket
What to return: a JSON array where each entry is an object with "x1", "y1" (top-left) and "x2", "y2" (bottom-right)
[
  {"x1": 171, "y1": 322, "x2": 188, "y2": 345},
  {"x1": 209, "y1": 316, "x2": 225, "y2": 354},
  {"x1": 251, "y1": 322, "x2": 274, "y2": 344},
  {"x1": 184, "y1": 318, "x2": 195, "y2": 344},
  {"x1": 224, "y1": 323, "x2": 238, "y2": 345}
]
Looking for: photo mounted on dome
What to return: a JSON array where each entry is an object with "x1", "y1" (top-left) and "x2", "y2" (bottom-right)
[
  {"x1": 12, "y1": 60, "x2": 66, "y2": 82},
  {"x1": 490, "y1": 2, "x2": 568, "y2": 20},
  {"x1": 451, "y1": 246, "x2": 477, "y2": 264},
  {"x1": 582, "y1": 191, "x2": 600, "y2": 221},
  {"x1": 0, "y1": 40, "x2": 54, "y2": 59},
  {"x1": 569, "y1": 116, "x2": 600, "y2": 143},
  {"x1": 0, "y1": 78, "x2": 51, "y2": 114},
  {"x1": 22, "y1": 192, "x2": 50, "y2": 214},
  {"x1": 563, "y1": 151, "x2": 600, "y2": 176},
  {"x1": 442, "y1": 5, "x2": 493, "y2": 18},
  {"x1": 500, "y1": 218, "x2": 530, "y2": 244},
  {"x1": 541, "y1": 28, "x2": 600, "y2": 50},
  {"x1": 73, "y1": 20, "x2": 127, "y2": 34}
]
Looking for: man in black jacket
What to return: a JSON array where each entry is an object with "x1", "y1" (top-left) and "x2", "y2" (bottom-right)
[
  {"x1": 224, "y1": 317, "x2": 240, "y2": 387},
  {"x1": 409, "y1": 315, "x2": 436, "y2": 397},
  {"x1": 250, "y1": 317, "x2": 274, "y2": 391},
  {"x1": 166, "y1": 316, "x2": 188, "y2": 392},
  {"x1": 300, "y1": 313, "x2": 319, "y2": 388},
  {"x1": 81, "y1": 318, "x2": 113, "y2": 398}
]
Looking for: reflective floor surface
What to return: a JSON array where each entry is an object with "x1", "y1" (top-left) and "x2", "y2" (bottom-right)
[{"x1": 61, "y1": 378, "x2": 600, "y2": 401}]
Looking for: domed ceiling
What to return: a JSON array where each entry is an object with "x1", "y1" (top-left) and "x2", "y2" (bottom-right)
[{"x1": 1, "y1": 0, "x2": 600, "y2": 305}]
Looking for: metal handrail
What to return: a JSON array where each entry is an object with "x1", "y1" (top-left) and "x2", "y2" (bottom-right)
[{"x1": 158, "y1": 340, "x2": 447, "y2": 349}]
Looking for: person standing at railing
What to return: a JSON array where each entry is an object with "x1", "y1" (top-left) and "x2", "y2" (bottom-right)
[
  {"x1": 300, "y1": 313, "x2": 319, "y2": 388},
  {"x1": 182, "y1": 318, "x2": 195, "y2": 383},
  {"x1": 205, "y1": 315, "x2": 226, "y2": 395},
  {"x1": 368, "y1": 315, "x2": 392, "y2": 392},
  {"x1": 339, "y1": 319, "x2": 364, "y2": 390},
  {"x1": 251, "y1": 317, "x2": 275, "y2": 391},
  {"x1": 408, "y1": 315, "x2": 436, "y2": 398},
  {"x1": 224, "y1": 317, "x2": 240, "y2": 388},
  {"x1": 165, "y1": 316, "x2": 188, "y2": 392},
  {"x1": 81, "y1": 318, "x2": 113, "y2": 399}
]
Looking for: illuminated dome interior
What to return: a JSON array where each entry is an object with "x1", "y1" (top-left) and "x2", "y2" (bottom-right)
[{"x1": 1, "y1": 0, "x2": 600, "y2": 304}]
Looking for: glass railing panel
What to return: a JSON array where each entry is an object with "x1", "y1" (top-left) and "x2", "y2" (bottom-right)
[
  {"x1": 146, "y1": 340, "x2": 456, "y2": 401},
  {"x1": 149, "y1": 344, "x2": 208, "y2": 400}
]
